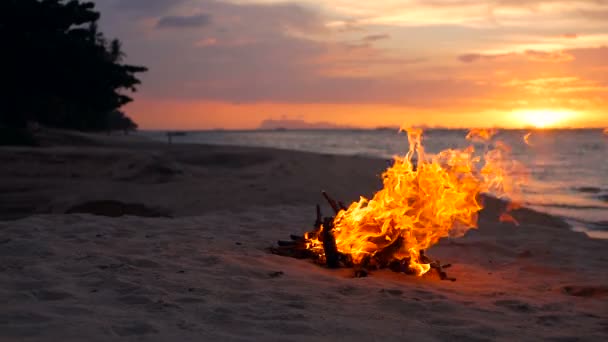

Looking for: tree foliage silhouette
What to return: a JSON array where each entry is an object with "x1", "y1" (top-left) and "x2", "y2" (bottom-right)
[{"x1": 0, "y1": 0, "x2": 147, "y2": 135}]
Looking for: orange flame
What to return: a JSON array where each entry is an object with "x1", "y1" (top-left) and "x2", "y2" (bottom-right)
[
  {"x1": 307, "y1": 129, "x2": 525, "y2": 276},
  {"x1": 604, "y1": 128, "x2": 608, "y2": 135},
  {"x1": 466, "y1": 128, "x2": 497, "y2": 142},
  {"x1": 523, "y1": 132, "x2": 532, "y2": 146}
]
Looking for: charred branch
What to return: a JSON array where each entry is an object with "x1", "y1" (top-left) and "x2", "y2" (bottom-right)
[
  {"x1": 270, "y1": 194, "x2": 456, "y2": 281},
  {"x1": 322, "y1": 217, "x2": 340, "y2": 268},
  {"x1": 322, "y1": 191, "x2": 341, "y2": 214},
  {"x1": 372, "y1": 236, "x2": 404, "y2": 268},
  {"x1": 315, "y1": 204, "x2": 323, "y2": 228},
  {"x1": 290, "y1": 234, "x2": 305, "y2": 242}
]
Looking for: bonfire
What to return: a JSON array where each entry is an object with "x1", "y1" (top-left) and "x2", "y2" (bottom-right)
[{"x1": 271, "y1": 128, "x2": 524, "y2": 280}]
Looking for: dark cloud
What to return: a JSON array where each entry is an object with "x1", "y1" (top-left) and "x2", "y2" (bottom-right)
[
  {"x1": 458, "y1": 53, "x2": 481, "y2": 63},
  {"x1": 259, "y1": 118, "x2": 353, "y2": 130},
  {"x1": 362, "y1": 34, "x2": 390, "y2": 42},
  {"x1": 458, "y1": 50, "x2": 573, "y2": 63},
  {"x1": 111, "y1": 0, "x2": 186, "y2": 13},
  {"x1": 157, "y1": 14, "x2": 211, "y2": 29},
  {"x1": 458, "y1": 52, "x2": 512, "y2": 63}
]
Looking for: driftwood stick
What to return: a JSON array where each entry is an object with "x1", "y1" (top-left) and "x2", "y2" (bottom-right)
[
  {"x1": 315, "y1": 204, "x2": 323, "y2": 228},
  {"x1": 423, "y1": 253, "x2": 456, "y2": 281},
  {"x1": 290, "y1": 234, "x2": 304, "y2": 242},
  {"x1": 322, "y1": 191, "x2": 341, "y2": 214},
  {"x1": 419, "y1": 250, "x2": 431, "y2": 264},
  {"x1": 322, "y1": 217, "x2": 340, "y2": 268},
  {"x1": 268, "y1": 246, "x2": 312, "y2": 259},
  {"x1": 277, "y1": 240, "x2": 299, "y2": 247},
  {"x1": 271, "y1": 205, "x2": 457, "y2": 281}
]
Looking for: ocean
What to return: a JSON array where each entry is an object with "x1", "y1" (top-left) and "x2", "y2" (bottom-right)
[{"x1": 140, "y1": 129, "x2": 608, "y2": 238}]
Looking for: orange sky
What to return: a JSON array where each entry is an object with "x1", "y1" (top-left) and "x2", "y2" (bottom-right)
[
  {"x1": 99, "y1": 0, "x2": 608, "y2": 129},
  {"x1": 126, "y1": 99, "x2": 607, "y2": 130}
]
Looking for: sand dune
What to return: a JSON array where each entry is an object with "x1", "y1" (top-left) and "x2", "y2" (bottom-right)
[{"x1": 0, "y1": 131, "x2": 606, "y2": 341}]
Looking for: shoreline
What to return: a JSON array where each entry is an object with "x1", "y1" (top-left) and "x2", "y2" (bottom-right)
[
  {"x1": 139, "y1": 130, "x2": 608, "y2": 239},
  {"x1": 0, "y1": 130, "x2": 601, "y2": 236},
  {"x1": 1, "y1": 130, "x2": 607, "y2": 340},
  {"x1": 0, "y1": 130, "x2": 577, "y2": 228}
]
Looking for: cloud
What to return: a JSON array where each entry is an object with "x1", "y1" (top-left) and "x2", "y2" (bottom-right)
[
  {"x1": 258, "y1": 118, "x2": 354, "y2": 130},
  {"x1": 458, "y1": 52, "x2": 512, "y2": 63},
  {"x1": 524, "y1": 49, "x2": 574, "y2": 62},
  {"x1": 94, "y1": 0, "x2": 608, "y2": 114},
  {"x1": 156, "y1": 14, "x2": 211, "y2": 29},
  {"x1": 361, "y1": 34, "x2": 390, "y2": 42},
  {"x1": 110, "y1": 0, "x2": 188, "y2": 15},
  {"x1": 457, "y1": 54, "x2": 480, "y2": 63},
  {"x1": 458, "y1": 50, "x2": 573, "y2": 63}
]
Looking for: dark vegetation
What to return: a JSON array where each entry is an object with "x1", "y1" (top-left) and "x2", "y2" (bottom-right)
[{"x1": 0, "y1": 0, "x2": 147, "y2": 145}]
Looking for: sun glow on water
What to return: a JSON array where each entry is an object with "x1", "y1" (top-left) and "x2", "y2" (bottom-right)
[{"x1": 512, "y1": 109, "x2": 577, "y2": 129}]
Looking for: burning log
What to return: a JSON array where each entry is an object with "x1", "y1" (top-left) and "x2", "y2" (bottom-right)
[
  {"x1": 321, "y1": 217, "x2": 340, "y2": 269},
  {"x1": 270, "y1": 127, "x2": 525, "y2": 282},
  {"x1": 372, "y1": 236, "x2": 404, "y2": 268},
  {"x1": 269, "y1": 199, "x2": 456, "y2": 281}
]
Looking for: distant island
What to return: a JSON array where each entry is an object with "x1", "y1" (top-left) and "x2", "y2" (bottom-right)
[{"x1": 258, "y1": 119, "x2": 355, "y2": 130}]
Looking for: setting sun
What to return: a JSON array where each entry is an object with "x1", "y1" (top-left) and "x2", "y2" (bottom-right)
[{"x1": 512, "y1": 109, "x2": 577, "y2": 129}]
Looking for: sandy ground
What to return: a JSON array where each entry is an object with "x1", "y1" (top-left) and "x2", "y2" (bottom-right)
[{"x1": 0, "y1": 130, "x2": 606, "y2": 341}]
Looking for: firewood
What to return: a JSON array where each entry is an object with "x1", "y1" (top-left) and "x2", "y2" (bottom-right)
[
  {"x1": 419, "y1": 250, "x2": 431, "y2": 264},
  {"x1": 315, "y1": 204, "x2": 323, "y2": 228},
  {"x1": 277, "y1": 240, "x2": 300, "y2": 247},
  {"x1": 373, "y1": 236, "x2": 404, "y2": 267},
  {"x1": 321, "y1": 217, "x2": 340, "y2": 268},
  {"x1": 339, "y1": 253, "x2": 354, "y2": 268},
  {"x1": 269, "y1": 246, "x2": 313, "y2": 259},
  {"x1": 354, "y1": 267, "x2": 369, "y2": 278},
  {"x1": 269, "y1": 193, "x2": 456, "y2": 281},
  {"x1": 338, "y1": 201, "x2": 348, "y2": 211},
  {"x1": 290, "y1": 234, "x2": 305, "y2": 242},
  {"x1": 322, "y1": 191, "x2": 341, "y2": 214}
]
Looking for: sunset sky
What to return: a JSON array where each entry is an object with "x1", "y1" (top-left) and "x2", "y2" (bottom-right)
[{"x1": 96, "y1": 0, "x2": 608, "y2": 129}]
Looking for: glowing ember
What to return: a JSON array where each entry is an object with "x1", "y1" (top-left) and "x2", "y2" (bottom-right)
[{"x1": 275, "y1": 129, "x2": 525, "y2": 278}]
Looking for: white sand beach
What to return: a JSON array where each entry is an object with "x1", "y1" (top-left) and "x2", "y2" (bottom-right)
[{"x1": 1, "y1": 131, "x2": 606, "y2": 341}]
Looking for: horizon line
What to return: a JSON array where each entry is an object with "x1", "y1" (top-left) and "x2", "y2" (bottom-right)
[{"x1": 139, "y1": 126, "x2": 608, "y2": 132}]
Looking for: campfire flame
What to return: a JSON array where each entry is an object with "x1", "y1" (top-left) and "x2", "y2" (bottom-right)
[
  {"x1": 306, "y1": 128, "x2": 524, "y2": 276},
  {"x1": 523, "y1": 132, "x2": 532, "y2": 146}
]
